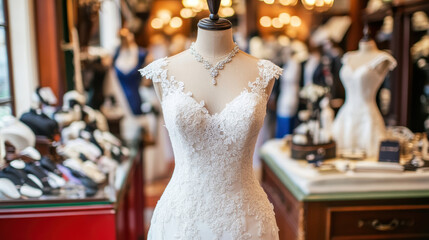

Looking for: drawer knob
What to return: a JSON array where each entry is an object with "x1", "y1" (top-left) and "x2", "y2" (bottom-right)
[
  {"x1": 358, "y1": 219, "x2": 400, "y2": 231},
  {"x1": 358, "y1": 219, "x2": 415, "y2": 231},
  {"x1": 371, "y1": 219, "x2": 399, "y2": 231}
]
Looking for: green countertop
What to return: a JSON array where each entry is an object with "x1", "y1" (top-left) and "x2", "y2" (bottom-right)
[{"x1": 261, "y1": 150, "x2": 429, "y2": 202}]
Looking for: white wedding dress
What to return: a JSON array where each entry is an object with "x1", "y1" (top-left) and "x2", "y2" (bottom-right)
[
  {"x1": 139, "y1": 57, "x2": 282, "y2": 240},
  {"x1": 332, "y1": 51, "x2": 396, "y2": 157}
]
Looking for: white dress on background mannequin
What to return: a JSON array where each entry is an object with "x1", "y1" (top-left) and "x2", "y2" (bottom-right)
[
  {"x1": 332, "y1": 51, "x2": 396, "y2": 156},
  {"x1": 140, "y1": 57, "x2": 282, "y2": 240}
]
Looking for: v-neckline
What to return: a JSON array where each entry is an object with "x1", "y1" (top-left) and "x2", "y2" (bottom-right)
[
  {"x1": 163, "y1": 59, "x2": 264, "y2": 117},
  {"x1": 343, "y1": 52, "x2": 389, "y2": 74},
  {"x1": 343, "y1": 63, "x2": 370, "y2": 74},
  {"x1": 181, "y1": 88, "x2": 251, "y2": 117}
]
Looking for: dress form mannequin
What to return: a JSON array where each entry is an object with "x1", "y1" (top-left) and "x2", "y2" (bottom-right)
[
  {"x1": 303, "y1": 49, "x2": 321, "y2": 86},
  {"x1": 113, "y1": 28, "x2": 147, "y2": 115},
  {"x1": 345, "y1": 40, "x2": 392, "y2": 72},
  {"x1": 332, "y1": 33, "x2": 396, "y2": 157},
  {"x1": 154, "y1": 28, "x2": 275, "y2": 115},
  {"x1": 276, "y1": 47, "x2": 301, "y2": 138},
  {"x1": 140, "y1": 1, "x2": 281, "y2": 238}
]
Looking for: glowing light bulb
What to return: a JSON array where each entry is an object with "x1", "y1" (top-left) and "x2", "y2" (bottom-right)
[
  {"x1": 169, "y1": 17, "x2": 183, "y2": 29},
  {"x1": 260, "y1": 16, "x2": 272, "y2": 27},
  {"x1": 221, "y1": 0, "x2": 232, "y2": 7},
  {"x1": 302, "y1": 0, "x2": 315, "y2": 9},
  {"x1": 315, "y1": 0, "x2": 324, "y2": 7},
  {"x1": 220, "y1": 7, "x2": 235, "y2": 17},
  {"x1": 182, "y1": 0, "x2": 189, "y2": 7},
  {"x1": 279, "y1": 12, "x2": 290, "y2": 24},
  {"x1": 151, "y1": 18, "x2": 163, "y2": 29},
  {"x1": 272, "y1": 18, "x2": 283, "y2": 29},
  {"x1": 280, "y1": 0, "x2": 298, "y2": 6},
  {"x1": 157, "y1": 9, "x2": 172, "y2": 24},
  {"x1": 264, "y1": 0, "x2": 275, "y2": 4},
  {"x1": 180, "y1": 8, "x2": 194, "y2": 18},
  {"x1": 290, "y1": 16, "x2": 301, "y2": 27},
  {"x1": 182, "y1": 0, "x2": 199, "y2": 8}
]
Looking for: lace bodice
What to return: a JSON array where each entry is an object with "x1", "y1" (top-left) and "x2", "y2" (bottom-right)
[
  {"x1": 139, "y1": 57, "x2": 282, "y2": 240},
  {"x1": 340, "y1": 52, "x2": 396, "y2": 105}
]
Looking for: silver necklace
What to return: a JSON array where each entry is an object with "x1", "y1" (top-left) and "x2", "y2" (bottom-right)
[{"x1": 189, "y1": 42, "x2": 240, "y2": 85}]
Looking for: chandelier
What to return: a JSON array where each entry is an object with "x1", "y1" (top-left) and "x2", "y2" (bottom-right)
[
  {"x1": 260, "y1": 0, "x2": 334, "y2": 12},
  {"x1": 181, "y1": 0, "x2": 235, "y2": 18},
  {"x1": 301, "y1": 0, "x2": 334, "y2": 12}
]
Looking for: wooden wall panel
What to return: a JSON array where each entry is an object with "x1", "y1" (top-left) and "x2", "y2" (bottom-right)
[{"x1": 33, "y1": 0, "x2": 65, "y2": 104}]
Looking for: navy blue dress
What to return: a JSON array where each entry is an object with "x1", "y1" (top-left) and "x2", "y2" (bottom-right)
[{"x1": 113, "y1": 48, "x2": 147, "y2": 115}]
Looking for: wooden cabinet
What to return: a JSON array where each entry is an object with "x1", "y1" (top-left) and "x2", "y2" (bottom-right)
[{"x1": 262, "y1": 161, "x2": 429, "y2": 240}]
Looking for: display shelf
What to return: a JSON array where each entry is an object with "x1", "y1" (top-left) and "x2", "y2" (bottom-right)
[{"x1": 0, "y1": 141, "x2": 144, "y2": 240}]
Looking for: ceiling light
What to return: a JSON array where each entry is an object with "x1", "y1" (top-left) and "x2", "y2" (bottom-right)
[
  {"x1": 260, "y1": 16, "x2": 272, "y2": 27},
  {"x1": 169, "y1": 17, "x2": 183, "y2": 29},
  {"x1": 290, "y1": 16, "x2": 301, "y2": 27},
  {"x1": 180, "y1": 8, "x2": 194, "y2": 18},
  {"x1": 264, "y1": 0, "x2": 275, "y2": 4},
  {"x1": 157, "y1": 9, "x2": 172, "y2": 24},
  {"x1": 272, "y1": 18, "x2": 283, "y2": 28},
  {"x1": 182, "y1": 0, "x2": 200, "y2": 8},
  {"x1": 279, "y1": 12, "x2": 290, "y2": 24},
  {"x1": 221, "y1": 0, "x2": 232, "y2": 7},
  {"x1": 151, "y1": 18, "x2": 163, "y2": 29},
  {"x1": 220, "y1": 7, "x2": 235, "y2": 17},
  {"x1": 279, "y1": 0, "x2": 298, "y2": 6}
]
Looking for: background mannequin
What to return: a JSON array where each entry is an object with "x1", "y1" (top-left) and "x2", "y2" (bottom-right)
[
  {"x1": 332, "y1": 36, "x2": 396, "y2": 157},
  {"x1": 113, "y1": 28, "x2": 147, "y2": 115},
  {"x1": 302, "y1": 47, "x2": 322, "y2": 87},
  {"x1": 276, "y1": 47, "x2": 301, "y2": 138}
]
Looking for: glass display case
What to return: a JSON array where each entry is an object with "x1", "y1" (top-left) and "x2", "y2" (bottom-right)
[{"x1": 0, "y1": 139, "x2": 144, "y2": 240}]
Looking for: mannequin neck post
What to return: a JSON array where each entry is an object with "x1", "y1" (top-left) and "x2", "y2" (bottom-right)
[
  {"x1": 358, "y1": 40, "x2": 378, "y2": 53},
  {"x1": 193, "y1": 27, "x2": 236, "y2": 59}
]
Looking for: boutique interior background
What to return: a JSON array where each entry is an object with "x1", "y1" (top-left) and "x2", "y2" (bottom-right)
[{"x1": 0, "y1": 0, "x2": 429, "y2": 239}]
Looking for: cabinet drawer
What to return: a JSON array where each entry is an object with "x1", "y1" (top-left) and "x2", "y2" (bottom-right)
[{"x1": 327, "y1": 205, "x2": 429, "y2": 240}]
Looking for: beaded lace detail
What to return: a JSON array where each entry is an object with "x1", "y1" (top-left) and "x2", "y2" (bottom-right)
[{"x1": 139, "y1": 58, "x2": 282, "y2": 240}]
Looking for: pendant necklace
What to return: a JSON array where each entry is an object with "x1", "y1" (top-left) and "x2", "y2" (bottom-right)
[{"x1": 189, "y1": 42, "x2": 240, "y2": 85}]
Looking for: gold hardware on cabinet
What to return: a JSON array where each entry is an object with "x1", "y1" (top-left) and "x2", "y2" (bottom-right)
[
  {"x1": 371, "y1": 219, "x2": 399, "y2": 231},
  {"x1": 358, "y1": 218, "x2": 415, "y2": 231}
]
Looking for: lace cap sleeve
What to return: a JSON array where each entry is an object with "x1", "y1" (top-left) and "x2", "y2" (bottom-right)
[
  {"x1": 341, "y1": 52, "x2": 351, "y2": 65},
  {"x1": 258, "y1": 59, "x2": 283, "y2": 83},
  {"x1": 250, "y1": 59, "x2": 282, "y2": 94},
  {"x1": 368, "y1": 52, "x2": 397, "y2": 71},
  {"x1": 138, "y1": 57, "x2": 168, "y2": 83}
]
